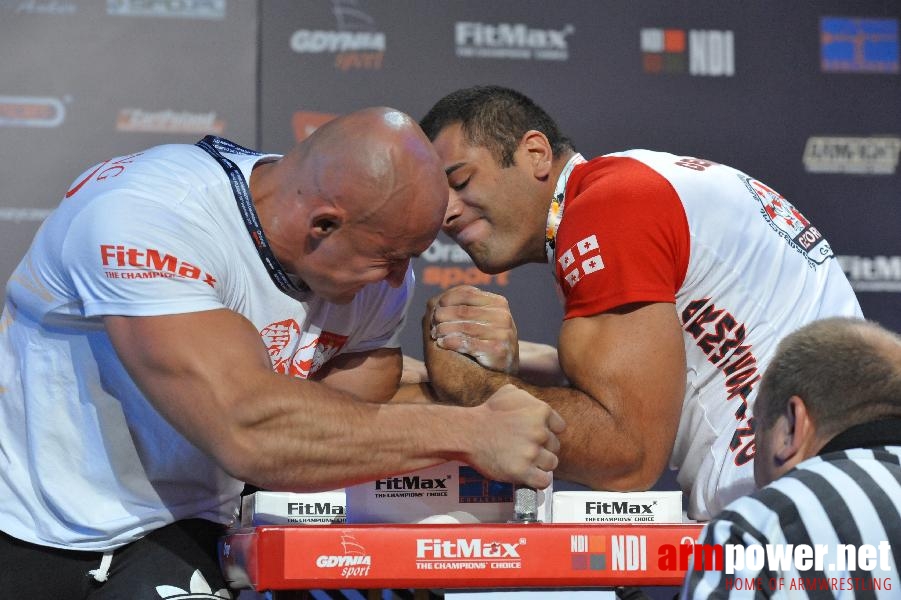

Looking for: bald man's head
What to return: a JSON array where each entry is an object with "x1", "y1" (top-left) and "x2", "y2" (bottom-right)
[
  {"x1": 253, "y1": 107, "x2": 448, "y2": 303},
  {"x1": 293, "y1": 107, "x2": 447, "y2": 227}
]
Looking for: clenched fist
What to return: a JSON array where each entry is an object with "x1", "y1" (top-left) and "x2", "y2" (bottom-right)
[
  {"x1": 464, "y1": 384, "x2": 565, "y2": 489},
  {"x1": 427, "y1": 285, "x2": 520, "y2": 374}
]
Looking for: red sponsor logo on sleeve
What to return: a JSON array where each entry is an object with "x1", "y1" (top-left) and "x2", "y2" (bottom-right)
[{"x1": 99, "y1": 244, "x2": 217, "y2": 287}]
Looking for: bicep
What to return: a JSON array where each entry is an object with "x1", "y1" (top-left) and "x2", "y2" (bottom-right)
[
  {"x1": 103, "y1": 309, "x2": 274, "y2": 452},
  {"x1": 312, "y1": 347, "x2": 403, "y2": 403},
  {"x1": 559, "y1": 302, "x2": 686, "y2": 470}
]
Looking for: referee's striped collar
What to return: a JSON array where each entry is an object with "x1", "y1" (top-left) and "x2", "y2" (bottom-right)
[{"x1": 817, "y1": 417, "x2": 901, "y2": 456}]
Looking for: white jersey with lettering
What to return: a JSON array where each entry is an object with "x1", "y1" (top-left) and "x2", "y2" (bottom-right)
[
  {"x1": 551, "y1": 150, "x2": 862, "y2": 520},
  {"x1": 0, "y1": 142, "x2": 413, "y2": 550}
]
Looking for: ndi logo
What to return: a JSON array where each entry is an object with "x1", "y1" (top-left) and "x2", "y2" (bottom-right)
[
  {"x1": 641, "y1": 28, "x2": 734, "y2": 76},
  {"x1": 571, "y1": 534, "x2": 647, "y2": 571},
  {"x1": 571, "y1": 534, "x2": 607, "y2": 570}
]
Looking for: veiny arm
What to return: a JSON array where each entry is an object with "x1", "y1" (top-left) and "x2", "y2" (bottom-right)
[
  {"x1": 426, "y1": 292, "x2": 685, "y2": 491},
  {"x1": 104, "y1": 308, "x2": 564, "y2": 491}
]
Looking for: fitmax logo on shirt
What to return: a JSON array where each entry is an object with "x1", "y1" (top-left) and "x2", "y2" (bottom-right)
[{"x1": 99, "y1": 244, "x2": 217, "y2": 287}]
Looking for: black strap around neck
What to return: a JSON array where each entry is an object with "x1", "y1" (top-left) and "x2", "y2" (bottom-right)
[{"x1": 195, "y1": 136, "x2": 311, "y2": 300}]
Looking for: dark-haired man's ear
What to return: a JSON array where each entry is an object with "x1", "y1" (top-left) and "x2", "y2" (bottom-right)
[{"x1": 520, "y1": 130, "x2": 553, "y2": 180}]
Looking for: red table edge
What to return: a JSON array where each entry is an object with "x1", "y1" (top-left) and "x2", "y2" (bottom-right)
[{"x1": 220, "y1": 523, "x2": 705, "y2": 591}]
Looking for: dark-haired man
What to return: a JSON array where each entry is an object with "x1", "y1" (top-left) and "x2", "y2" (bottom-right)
[{"x1": 418, "y1": 85, "x2": 862, "y2": 520}]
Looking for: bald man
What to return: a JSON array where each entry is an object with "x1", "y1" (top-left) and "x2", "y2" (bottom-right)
[{"x1": 0, "y1": 108, "x2": 564, "y2": 599}]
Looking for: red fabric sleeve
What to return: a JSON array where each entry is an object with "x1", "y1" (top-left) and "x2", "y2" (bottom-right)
[{"x1": 555, "y1": 156, "x2": 690, "y2": 319}]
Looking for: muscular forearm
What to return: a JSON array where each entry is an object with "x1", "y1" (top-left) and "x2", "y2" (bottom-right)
[
  {"x1": 515, "y1": 383, "x2": 665, "y2": 491},
  {"x1": 422, "y1": 291, "x2": 681, "y2": 493},
  {"x1": 221, "y1": 374, "x2": 482, "y2": 491},
  {"x1": 104, "y1": 310, "x2": 560, "y2": 492},
  {"x1": 425, "y1": 339, "x2": 512, "y2": 405},
  {"x1": 426, "y1": 342, "x2": 665, "y2": 491}
]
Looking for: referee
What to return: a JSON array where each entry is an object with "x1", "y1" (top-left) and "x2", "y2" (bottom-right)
[{"x1": 682, "y1": 317, "x2": 901, "y2": 598}]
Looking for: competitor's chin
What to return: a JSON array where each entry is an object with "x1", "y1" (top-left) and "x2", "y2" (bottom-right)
[
  {"x1": 450, "y1": 237, "x2": 511, "y2": 275},
  {"x1": 452, "y1": 218, "x2": 490, "y2": 249},
  {"x1": 451, "y1": 227, "x2": 497, "y2": 273}
]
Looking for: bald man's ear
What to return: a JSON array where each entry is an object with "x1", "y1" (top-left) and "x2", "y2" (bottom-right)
[
  {"x1": 309, "y1": 205, "x2": 344, "y2": 239},
  {"x1": 775, "y1": 395, "x2": 815, "y2": 464},
  {"x1": 520, "y1": 130, "x2": 553, "y2": 180}
]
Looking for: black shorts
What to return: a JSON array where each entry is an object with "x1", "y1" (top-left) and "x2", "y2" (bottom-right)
[{"x1": 0, "y1": 519, "x2": 232, "y2": 599}]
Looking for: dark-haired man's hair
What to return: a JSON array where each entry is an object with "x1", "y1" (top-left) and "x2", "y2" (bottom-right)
[{"x1": 420, "y1": 85, "x2": 574, "y2": 167}]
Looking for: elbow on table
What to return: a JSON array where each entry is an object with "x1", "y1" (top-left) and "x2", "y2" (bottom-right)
[
  {"x1": 592, "y1": 472, "x2": 662, "y2": 493},
  {"x1": 565, "y1": 453, "x2": 666, "y2": 493}
]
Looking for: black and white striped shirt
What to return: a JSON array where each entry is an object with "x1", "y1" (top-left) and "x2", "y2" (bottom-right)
[{"x1": 681, "y1": 420, "x2": 901, "y2": 599}]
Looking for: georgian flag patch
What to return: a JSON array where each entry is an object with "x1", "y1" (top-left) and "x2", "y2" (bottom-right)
[{"x1": 558, "y1": 234, "x2": 605, "y2": 288}]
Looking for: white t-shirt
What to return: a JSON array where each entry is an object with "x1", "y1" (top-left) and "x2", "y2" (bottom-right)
[
  {"x1": 550, "y1": 150, "x2": 862, "y2": 520},
  {"x1": 0, "y1": 142, "x2": 413, "y2": 550}
]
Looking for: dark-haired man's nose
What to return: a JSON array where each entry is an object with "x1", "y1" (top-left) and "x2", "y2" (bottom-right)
[{"x1": 443, "y1": 190, "x2": 463, "y2": 231}]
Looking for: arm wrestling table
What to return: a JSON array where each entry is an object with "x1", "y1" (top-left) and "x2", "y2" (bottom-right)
[{"x1": 219, "y1": 523, "x2": 704, "y2": 598}]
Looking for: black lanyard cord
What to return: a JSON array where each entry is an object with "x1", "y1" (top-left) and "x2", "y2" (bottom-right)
[{"x1": 195, "y1": 135, "x2": 310, "y2": 299}]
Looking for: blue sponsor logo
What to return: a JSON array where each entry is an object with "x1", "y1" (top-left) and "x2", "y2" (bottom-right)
[
  {"x1": 458, "y1": 466, "x2": 513, "y2": 503},
  {"x1": 820, "y1": 17, "x2": 899, "y2": 73}
]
